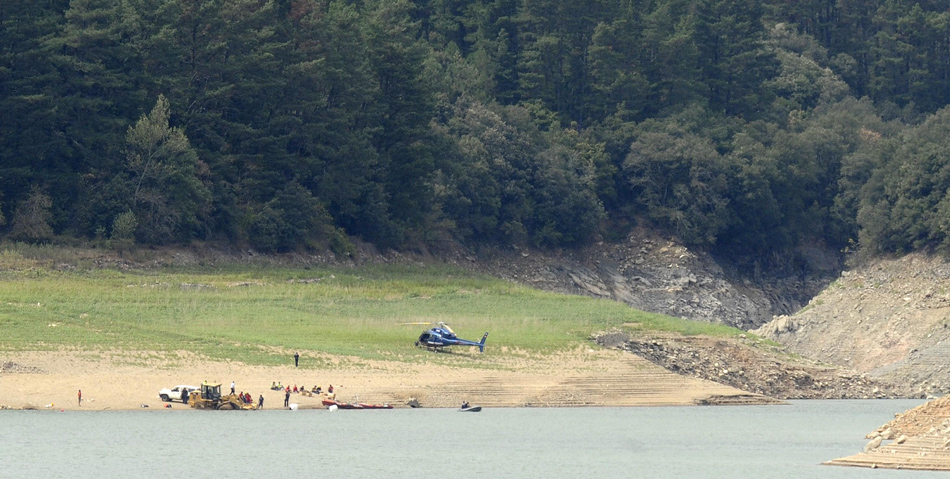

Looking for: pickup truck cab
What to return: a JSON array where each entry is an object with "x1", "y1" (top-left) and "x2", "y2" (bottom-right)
[{"x1": 159, "y1": 385, "x2": 199, "y2": 403}]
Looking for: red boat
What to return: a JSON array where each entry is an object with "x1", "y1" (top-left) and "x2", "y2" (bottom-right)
[{"x1": 322, "y1": 399, "x2": 393, "y2": 410}]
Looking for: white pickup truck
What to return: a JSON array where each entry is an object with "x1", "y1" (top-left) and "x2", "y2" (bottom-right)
[{"x1": 158, "y1": 385, "x2": 199, "y2": 403}]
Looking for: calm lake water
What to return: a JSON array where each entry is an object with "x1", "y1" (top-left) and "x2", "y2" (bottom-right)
[{"x1": 2, "y1": 400, "x2": 945, "y2": 478}]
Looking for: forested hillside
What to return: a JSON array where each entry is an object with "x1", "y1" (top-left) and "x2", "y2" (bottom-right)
[{"x1": 3, "y1": 0, "x2": 950, "y2": 264}]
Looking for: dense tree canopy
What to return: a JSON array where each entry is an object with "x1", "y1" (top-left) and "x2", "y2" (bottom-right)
[{"x1": 4, "y1": 0, "x2": 950, "y2": 262}]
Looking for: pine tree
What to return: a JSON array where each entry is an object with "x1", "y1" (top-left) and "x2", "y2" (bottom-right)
[
  {"x1": 10, "y1": 186, "x2": 55, "y2": 242},
  {"x1": 694, "y1": 0, "x2": 779, "y2": 118},
  {"x1": 362, "y1": 0, "x2": 438, "y2": 243},
  {"x1": 0, "y1": 0, "x2": 71, "y2": 227},
  {"x1": 281, "y1": 0, "x2": 390, "y2": 243},
  {"x1": 124, "y1": 95, "x2": 211, "y2": 244}
]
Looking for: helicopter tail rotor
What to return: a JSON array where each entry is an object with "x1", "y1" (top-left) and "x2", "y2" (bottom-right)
[{"x1": 478, "y1": 332, "x2": 489, "y2": 353}]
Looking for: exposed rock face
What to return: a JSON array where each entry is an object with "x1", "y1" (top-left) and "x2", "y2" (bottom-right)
[
  {"x1": 753, "y1": 253, "x2": 950, "y2": 396},
  {"x1": 433, "y1": 228, "x2": 837, "y2": 330}
]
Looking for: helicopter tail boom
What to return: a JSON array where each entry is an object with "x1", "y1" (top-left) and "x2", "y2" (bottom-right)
[{"x1": 478, "y1": 332, "x2": 489, "y2": 353}]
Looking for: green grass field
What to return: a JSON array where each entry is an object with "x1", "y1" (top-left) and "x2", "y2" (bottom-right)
[{"x1": 0, "y1": 246, "x2": 744, "y2": 367}]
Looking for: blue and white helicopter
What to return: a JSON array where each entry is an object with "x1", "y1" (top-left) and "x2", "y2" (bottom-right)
[{"x1": 412, "y1": 322, "x2": 489, "y2": 353}]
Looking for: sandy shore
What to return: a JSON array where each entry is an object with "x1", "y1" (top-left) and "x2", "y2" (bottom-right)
[{"x1": 0, "y1": 347, "x2": 765, "y2": 410}]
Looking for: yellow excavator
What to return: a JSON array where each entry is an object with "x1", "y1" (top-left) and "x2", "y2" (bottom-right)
[{"x1": 189, "y1": 383, "x2": 256, "y2": 410}]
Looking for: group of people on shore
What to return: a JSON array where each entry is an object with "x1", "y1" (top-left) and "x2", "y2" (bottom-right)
[
  {"x1": 270, "y1": 382, "x2": 335, "y2": 396},
  {"x1": 267, "y1": 382, "x2": 337, "y2": 407},
  {"x1": 218, "y1": 349, "x2": 335, "y2": 410}
]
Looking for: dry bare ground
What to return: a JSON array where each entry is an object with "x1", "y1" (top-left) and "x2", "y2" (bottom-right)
[{"x1": 0, "y1": 346, "x2": 761, "y2": 411}]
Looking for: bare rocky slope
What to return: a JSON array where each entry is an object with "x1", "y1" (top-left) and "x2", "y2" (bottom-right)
[
  {"x1": 419, "y1": 227, "x2": 839, "y2": 330},
  {"x1": 754, "y1": 253, "x2": 950, "y2": 397}
]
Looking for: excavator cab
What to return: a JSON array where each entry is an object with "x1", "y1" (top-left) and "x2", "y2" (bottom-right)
[
  {"x1": 200, "y1": 383, "x2": 222, "y2": 402},
  {"x1": 190, "y1": 382, "x2": 224, "y2": 409}
]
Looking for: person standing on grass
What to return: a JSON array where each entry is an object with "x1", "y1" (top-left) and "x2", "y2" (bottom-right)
[
  {"x1": 294, "y1": 351, "x2": 299, "y2": 367},
  {"x1": 78, "y1": 390, "x2": 82, "y2": 406}
]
